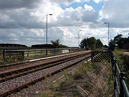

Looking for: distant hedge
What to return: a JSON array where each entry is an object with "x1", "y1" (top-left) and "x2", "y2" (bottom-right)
[
  {"x1": 31, "y1": 44, "x2": 54, "y2": 49},
  {"x1": 0, "y1": 43, "x2": 27, "y2": 49},
  {"x1": 31, "y1": 44, "x2": 68, "y2": 49}
]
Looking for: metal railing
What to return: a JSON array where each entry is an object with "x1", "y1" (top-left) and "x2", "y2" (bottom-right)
[{"x1": 110, "y1": 51, "x2": 129, "y2": 97}]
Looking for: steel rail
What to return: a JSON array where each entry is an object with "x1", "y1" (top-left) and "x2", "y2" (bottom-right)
[
  {"x1": 0, "y1": 52, "x2": 90, "y2": 77},
  {"x1": 0, "y1": 54, "x2": 89, "y2": 97},
  {"x1": 0, "y1": 51, "x2": 90, "y2": 68},
  {"x1": 0, "y1": 54, "x2": 91, "y2": 83}
]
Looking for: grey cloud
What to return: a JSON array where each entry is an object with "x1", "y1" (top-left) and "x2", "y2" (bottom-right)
[
  {"x1": 57, "y1": 7, "x2": 99, "y2": 28},
  {"x1": 0, "y1": 29, "x2": 44, "y2": 45},
  {"x1": 0, "y1": 4, "x2": 100, "y2": 29},
  {"x1": 49, "y1": 0, "x2": 79, "y2": 4},
  {"x1": 0, "y1": 27, "x2": 64, "y2": 46},
  {"x1": 82, "y1": 10, "x2": 98, "y2": 23},
  {"x1": 0, "y1": 0, "x2": 42, "y2": 9},
  {"x1": 0, "y1": 0, "x2": 105, "y2": 46},
  {"x1": 101, "y1": 0, "x2": 129, "y2": 28},
  {"x1": 0, "y1": 9, "x2": 45, "y2": 28},
  {"x1": 47, "y1": 27, "x2": 64, "y2": 43}
]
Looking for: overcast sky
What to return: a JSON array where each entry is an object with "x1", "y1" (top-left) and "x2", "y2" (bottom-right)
[{"x1": 0, "y1": 0, "x2": 129, "y2": 47}]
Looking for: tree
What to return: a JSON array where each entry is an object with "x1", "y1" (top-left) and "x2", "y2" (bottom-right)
[
  {"x1": 96, "y1": 39, "x2": 103, "y2": 49},
  {"x1": 114, "y1": 34, "x2": 122, "y2": 47},
  {"x1": 80, "y1": 39, "x2": 88, "y2": 49},
  {"x1": 109, "y1": 34, "x2": 129, "y2": 50},
  {"x1": 51, "y1": 39, "x2": 68, "y2": 48},
  {"x1": 87, "y1": 37, "x2": 96, "y2": 50},
  {"x1": 117, "y1": 38, "x2": 129, "y2": 49},
  {"x1": 51, "y1": 39, "x2": 60, "y2": 48},
  {"x1": 80, "y1": 37, "x2": 103, "y2": 50},
  {"x1": 31, "y1": 39, "x2": 68, "y2": 49},
  {"x1": 109, "y1": 40, "x2": 115, "y2": 51}
]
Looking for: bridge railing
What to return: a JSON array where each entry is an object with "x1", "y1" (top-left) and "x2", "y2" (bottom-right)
[{"x1": 110, "y1": 51, "x2": 129, "y2": 97}]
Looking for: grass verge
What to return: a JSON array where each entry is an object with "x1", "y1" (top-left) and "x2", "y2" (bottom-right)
[
  {"x1": 114, "y1": 49, "x2": 129, "y2": 88},
  {"x1": 41, "y1": 60, "x2": 113, "y2": 97}
]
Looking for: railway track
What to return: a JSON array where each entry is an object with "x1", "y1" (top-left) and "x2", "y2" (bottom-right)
[
  {"x1": 0, "y1": 51, "x2": 91, "y2": 83},
  {"x1": 0, "y1": 51, "x2": 90, "y2": 71},
  {"x1": 0, "y1": 51, "x2": 91, "y2": 97}
]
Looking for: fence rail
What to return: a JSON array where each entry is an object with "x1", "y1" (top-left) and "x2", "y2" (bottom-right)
[
  {"x1": 91, "y1": 50, "x2": 129, "y2": 97},
  {"x1": 0, "y1": 48, "x2": 84, "y2": 64},
  {"x1": 110, "y1": 51, "x2": 129, "y2": 97}
]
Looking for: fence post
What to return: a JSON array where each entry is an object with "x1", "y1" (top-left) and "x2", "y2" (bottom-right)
[
  {"x1": 113, "y1": 60, "x2": 117, "y2": 97},
  {"x1": 54, "y1": 48, "x2": 55, "y2": 55},
  {"x1": 91, "y1": 51, "x2": 94, "y2": 62},
  {"x1": 110, "y1": 50, "x2": 117, "y2": 97},
  {"x1": 27, "y1": 50, "x2": 29, "y2": 57},
  {"x1": 35, "y1": 49, "x2": 36, "y2": 56},
  {"x1": 119, "y1": 72, "x2": 125, "y2": 97},
  {"x1": 2, "y1": 49, "x2": 6, "y2": 62},
  {"x1": 22, "y1": 51, "x2": 24, "y2": 60},
  {"x1": 40, "y1": 49, "x2": 41, "y2": 55}
]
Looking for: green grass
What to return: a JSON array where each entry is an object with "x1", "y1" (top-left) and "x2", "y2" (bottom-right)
[
  {"x1": 114, "y1": 49, "x2": 124, "y2": 69},
  {"x1": 114, "y1": 49, "x2": 129, "y2": 88}
]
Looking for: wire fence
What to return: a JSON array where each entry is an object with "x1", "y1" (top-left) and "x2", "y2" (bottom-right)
[
  {"x1": 91, "y1": 50, "x2": 129, "y2": 97},
  {"x1": 110, "y1": 50, "x2": 129, "y2": 97},
  {"x1": 0, "y1": 48, "x2": 84, "y2": 65}
]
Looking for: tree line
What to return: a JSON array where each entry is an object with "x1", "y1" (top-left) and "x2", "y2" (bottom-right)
[
  {"x1": 0, "y1": 43, "x2": 27, "y2": 50},
  {"x1": 80, "y1": 37, "x2": 103, "y2": 50},
  {"x1": 0, "y1": 39, "x2": 68, "y2": 49},
  {"x1": 109, "y1": 34, "x2": 129, "y2": 51},
  {"x1": 31, "y1": 39, "x2": 68, "y2": 49},
  {"x1": 0, "y1": 37, "x2": 104, "y2": 50}
]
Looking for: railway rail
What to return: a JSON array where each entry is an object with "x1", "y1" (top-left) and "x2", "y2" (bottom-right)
[
  {"x1": 0, "y1": 51, "x2": 91, "y2": 97},
  {"x1": 0, "y1": 51, "x2": 90, "y2": 71},
  {"x1": 0, "y1": 51, "x2": 91, "y2": 83}
]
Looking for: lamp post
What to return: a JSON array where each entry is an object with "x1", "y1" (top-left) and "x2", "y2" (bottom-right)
[
  {"x1": 78, "y1": 30, "x2": 82, "y2": 48},
  {"x1": 104, "y1": 22, "x2": 110, "y2": 46},
  {"x1": 46, "y1": 14, "x2": 52, "y2": 56}
]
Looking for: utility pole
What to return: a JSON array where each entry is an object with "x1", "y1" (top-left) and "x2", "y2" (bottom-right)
[
  {"x1": 78, "y1": 31, "x2": 80, "y2": 48},
  {"x1": 78, "y1": 30, "x2": 82, "y2": 48}
]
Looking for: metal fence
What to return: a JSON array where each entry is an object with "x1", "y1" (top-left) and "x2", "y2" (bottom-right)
[
  {"x1": 91, "y1": 50, "x2": 110, "y2": 62},
  {"x1": 0, "y1": 48, "x2": 84, "y2": 64},
  {"x1": 110, "y1": 51, "x2": 129, "y2": 97},
  {"x1": 91, "y1": 50, "x2": 129, "y2": 97}
]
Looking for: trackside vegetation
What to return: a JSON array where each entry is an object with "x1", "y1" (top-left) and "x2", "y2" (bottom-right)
[
  {"x1": 41, "y1": 61, "x2": 113, "y2": 97},
  {"x1": 109, "y1": 34, "x2": 129, "y2": 88}
]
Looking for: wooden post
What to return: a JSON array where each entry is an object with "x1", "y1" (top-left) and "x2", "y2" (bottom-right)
[
  {"x1": 91, "y1": 51, "x2": 94, "y2": 62},
  {"x1": 21, "y1": 51, "x2": 24, "y2": 60},
  {"x1": 2, "y1": 49, "x2": 6, "y2": 62}
]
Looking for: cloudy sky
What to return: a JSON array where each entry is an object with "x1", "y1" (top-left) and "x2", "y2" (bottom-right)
[{"x1": 0, "y1": 0, "x2": 129, "y2": 47}]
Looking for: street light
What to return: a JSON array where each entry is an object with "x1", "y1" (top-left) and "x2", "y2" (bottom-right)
[
  {"x1": 46, "y1": 14, "x2": 52, "y2": 56},
  {"x1": 104, "y1": 22, "x2": 110, "y2": 46},
  {"x1": 78, "y1": 30, "x2": 82, "y2": 48}
]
